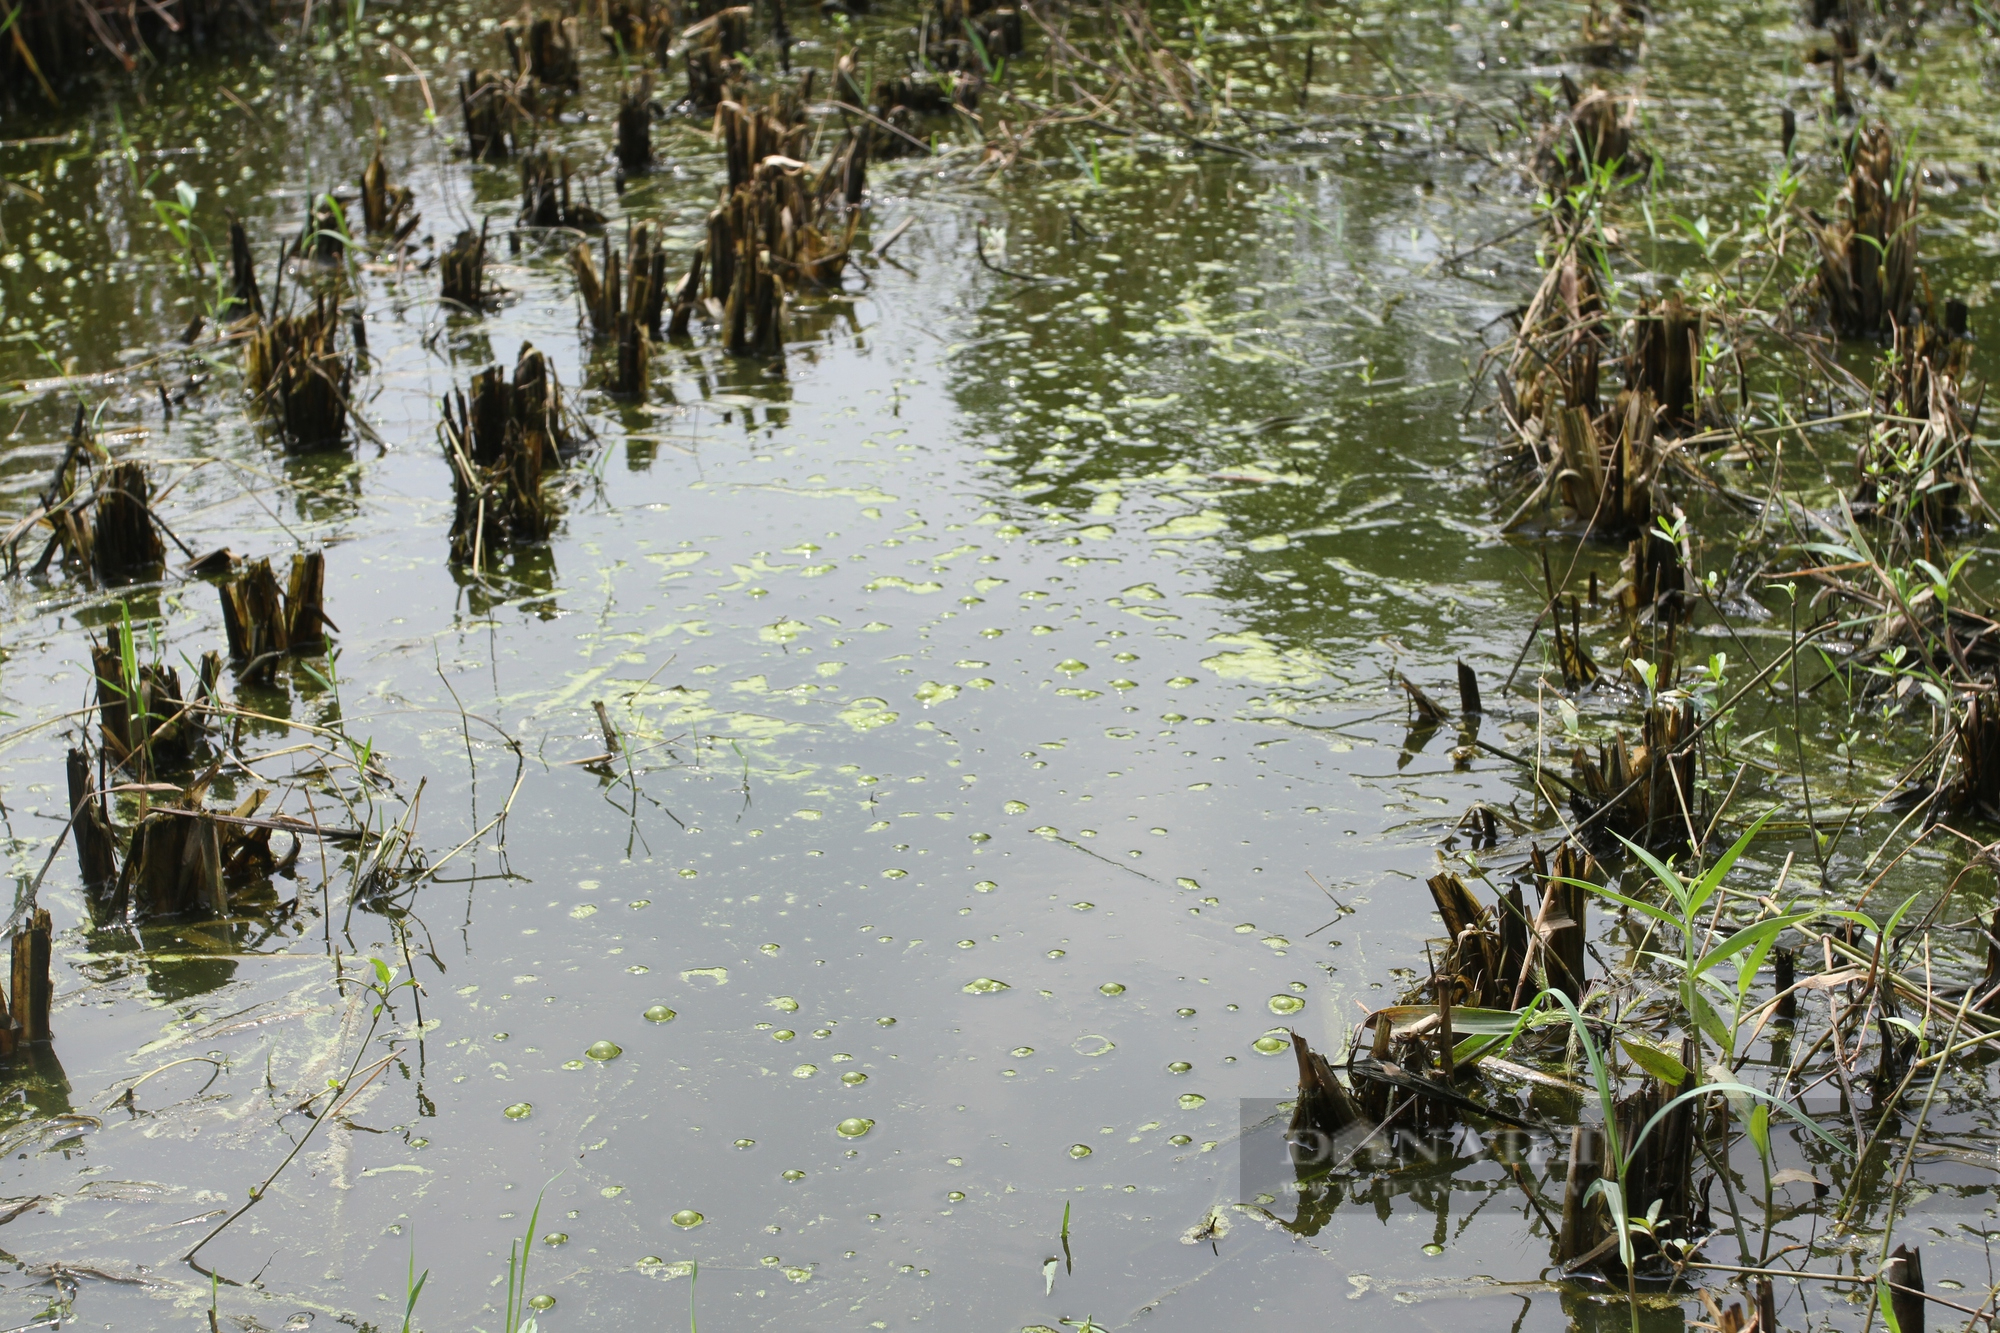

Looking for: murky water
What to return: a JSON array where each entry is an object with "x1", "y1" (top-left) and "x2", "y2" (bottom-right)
[{"x1": 2, "y1": 0, "x2": 2000, "y2": 1327}]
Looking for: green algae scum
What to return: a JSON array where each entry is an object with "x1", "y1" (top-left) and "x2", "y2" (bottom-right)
[{"x1": 8, "y1": 0, "x2": 2000, "y2": 1328}]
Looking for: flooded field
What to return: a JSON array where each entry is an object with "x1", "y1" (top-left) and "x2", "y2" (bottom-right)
[{"x1": 0, "y1": 0, "x2": 1999, "y2": 1327}]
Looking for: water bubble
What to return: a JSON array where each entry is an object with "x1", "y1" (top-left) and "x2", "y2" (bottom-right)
[
  {"x1": 947, "y1": 1190, "x2": 966, "y2": 1202},
  {"x1": 586, "y1": 1040, "x2": 622, "y2": 1061},
  {"x1": 1178, "y1": 1093, "x2": 1207, "y2": 1110},
  {"x1": 784, "y1": 1266, "x2": 813, "y2": 1283},
  {"x1": 1012, "y1": 1046, "x2": 1035, "y2": 1057},
  {"x1": 493, "y1": 1032, "x2": 511, "y2": 1041},
  {"x1": 527, "y1": 1295, "x2": 555, "y2": 1312},
  {"x1": 734, "y1": 1138, "x2": 756, "y2": 1149},
  {"x1": 1253, "y1": 1034, "x2": 1290, "y2": 1055},
  {"x1": 963, "y1": 977, "x2": 1011, "y2": 995},
  {"x1": 761, "y1": 942, "x2": 781, "y2": 954},
  {"x1": 793, "y1": 1064, "x2": 819, "y2": 1078},
  {"x1": 1067, "y1": 1144, "x2": 1093, "y2": 1159},
  {"x1": 1071, "y1": 901, "x2": 1095, "y2": 911},
  {"x1": 1268, "y1": 995, "x2": 1305, "y2": 1015},
  {"x1": 1098, "y1": 982, "x2": 1126, "y2": 996},
  {"x1": 602, "y1": 1185, "x2": 625, "y2": 1198},
  {"x1": 671, "y1": 1210, "x2": 705, "y2": 1229},
  {"x1": 783, "y1": 1169, "x2": 806, "y2": 1182},
  {"x1": 771, "y1": 996, "x2": 800, "y2": 1012},
  {"x1": 645, "y1": 1005, "x2": 676, "y2": 1022},
  {"x1": 761, "y1": 1255, "x2": 781, "y2": 1267},
  {"x1": 1003, "y1": 801, "x2": 1029, "y2": 814},
  {"x1": 774, "y1": 1030, "x2": 797, "y2": 1041},
  {"x1": 836, "y1": 1117, "x2": 875, "y2": 1138},
  {"x1": 1176, "y1": 1007, "x2": 1196, "y2": 1017},
  {"x1": 1168, "y1": 1061, "x2": 1192, "y2": 1074},
  {"x1": 973, "y1": 880, "x2": 998, "y2": 893},
  {"x1": 841, "y1": 1071, "x2": 868, "y2": 1086},
  {"x1": 504, "y1": 1102, "x2": 533, "y2": 1120},
  {"x1": 1169, "y1": 1134, "x2": 1192, "y2": 1146},
  {"x1": 562, "y1": 1060, "x2": 587, "y2": 1070},
  {"x1": 1234, "y1": 923, "x2": 1256, "y2": 934},
  {"x1": 1046, "y1": 949, "x2": 1066, "y2": 959},
  {"x1": 1422, "y1": 1243, "x2": 1445, "y2": 1256},
  {"x1": 957, "y1": 939, "x2": 977, "y2": 949},
  {"x1": 877, "y1": 1016, "x2": 897, "y2": 1026},
  {"x1": 543, "y1": 1232, "x2": 568, "y2": 1246}
]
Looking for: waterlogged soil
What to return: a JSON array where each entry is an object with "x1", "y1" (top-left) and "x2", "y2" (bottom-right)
[{"x1": 1, "y1": 0, "x2": 1999, "y2": 1328}]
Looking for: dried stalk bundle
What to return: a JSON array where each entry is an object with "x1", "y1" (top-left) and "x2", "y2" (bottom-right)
[
  {"x1": 309, "y1": 192, "x2": 346, "y2": 264},
  {"x1": 1815, "y1": 121, "x2": 1919, "y2": 337},
  {"x1": 244, "y1": 293, "x2": 352, "y2": 453},
  {"x1": 1548, "y1": 389, "x2": 1662, "y2": 537},
  {"x1": 1624, "y1": 291, "x2": 1698, "y2": 428},
  {"x1": 1568, "y1": 699, "x2": 1699, "y2": 848},
  {"x1": 441, "y1": 221, "x2": 494, "y2": 309},
  {"x1": 506, "y1": 12, "x2": 580, "y2": 93},
  {"x1": 67, "y1": 748, "x2": 118, "y2": 911},
  {"x1": 223, "y1": 216, "x2": 262, "y2": 321},
  {"x1": 666, "y1": 245, "x2": 706, "y2": 339},
  {"x1": 573, "y1": 221, "x2": 670, "y2": 341},
  {"x1": 598, "y1": 0, "x2": 672, "y2": 60},
  {"x1": 866, "y1": 70, "x2": 979, "y2": 157},
  {"x1": 441, "y1": 345, "x2": 572, "y2": 566},
  {"x1": 1425, "y1": 872, "x2": 1529, "y2": 1011},
  {"x1": 1534, "y1": 81, "x2": 1648, "y2": 187},
  {"x1": 1949, "y1": 692, "x2": 2000, "y2": 819},
  {"x1": 699, "y1": 98, "x2": 865, "y2": 355},
  {"x1": 0, "y1": 910, "x2": 53, "y2": 1052},
  {"x1": 1525, "y1": 841, "x2": 1594, "y2": 1005},
  {"x1": 454, "y1": 344, "x2": 573, "y2": 466},
  {"x1": 218, "y1": 552, "x2": 330, "y2": 682},
  {"x1": 617, "y1": 74, "x2": 656, "y2": 170},
  {"x1": 1612, "y1": 511, "x2": 1689, "y2": 621},
  {"x1": 1575, "y1": 0, "x2": 1644, "y2": 67},
  {"x1": 119, "y1": 805, "x2": 229, "y2": 919},
  {"x1": 681, "y1": 5, "x2": 749, "y2": 107},
  {"x1": 1285, "y1": 1029, "x2": 1372, "y2": 1174},
  {"x1": 88, "y1": 460, "x2": 166, "y2": 584},
  {"x1": 82, "y1": 763, "x2": 308, "y2": 923},
  {"x1": 1549, "y1": 592, "x2": 1602, "y2": 689},
  {"x1": 359, "y1": 147, "x2": 419, "y2": 242},
  {"x1": 1854, "y1": 307, "x2": 1980, "y2": 542},
  {"x1": 460, "y1": 68, "x2": 521, "y2": 161},
  {"x1": 920, "y1": 0, "x2": 1022, "y2": 70},
  {"x1": 718, "y1": 84, "x2": 810, "y2": 184},
  {"x1": 519, "y1": 151, "x2": 608, "y2": 230},
  {"x1": 90, "y1": 640, "x2": 219, "y2": 772},
  {"x1": 1559, "y1": 1045, "x2": 1699, "y2": 1271},
  {"x1": 573, "y1": 224, "x2": 668, "y2": 397},
  {"x1": 1497, "y1": 247, "x2": 1608, "y2": 486}
]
